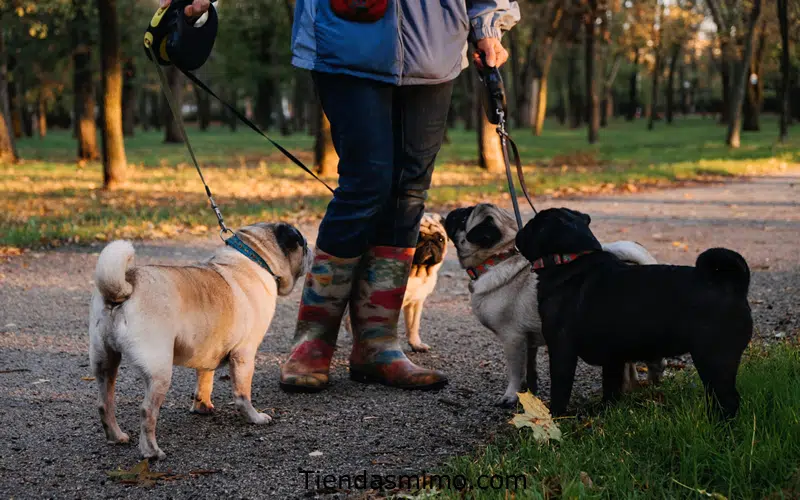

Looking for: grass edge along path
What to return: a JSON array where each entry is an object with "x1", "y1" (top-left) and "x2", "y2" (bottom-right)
[{"x1": 429, "y1": 342, "x2": 800, "y2": 499}]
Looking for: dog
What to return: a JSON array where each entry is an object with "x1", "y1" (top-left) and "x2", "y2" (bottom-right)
[
  {"x1": 343, "y1": 213, "x2": 448, "y2": 352},
  {"x1": 445, "y1": 203, "x2": 664, "y2": 407},
  {"x1": 89, "y1": 222, "x2": 311, "y2": 459},
  {"x1": 514, "y1": 207, "x2": 752, "y2": 419}
]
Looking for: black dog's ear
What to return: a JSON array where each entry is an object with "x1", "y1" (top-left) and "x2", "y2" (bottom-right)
[
  {"x1": 466, "y1": 216, "x2": 503, "y2": 248},
  {"x1": 275, "y1": 223, "x2": 305, "y2": 256},
  {"x1": 564, "y1": 208, "x2": 591, "y2": 226}
]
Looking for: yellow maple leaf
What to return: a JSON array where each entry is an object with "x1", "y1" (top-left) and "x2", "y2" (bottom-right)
[{"x1": 509, "y1": 391, "x2": 563, "y2": 443}]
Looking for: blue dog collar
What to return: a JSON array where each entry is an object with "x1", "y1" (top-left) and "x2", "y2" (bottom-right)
[{"x1": 225, "y1": 234, "x2": 278, "y2": 282}]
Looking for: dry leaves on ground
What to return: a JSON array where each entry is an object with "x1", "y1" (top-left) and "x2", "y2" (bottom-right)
[
  {"x1": 107, "y1": 459, "x2": 220, "y2": 488},
  {"x1": 509, "y1": 391, "x2": 563, "y2": 443}
]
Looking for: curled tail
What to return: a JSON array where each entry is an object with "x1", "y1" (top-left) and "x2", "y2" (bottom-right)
[
  {"x1": 95, "y1": 240, "x2": 135, "y2": 304},
  {"x1": 695, "y1": 248, "x2": 750, "y2": 297},
  {"x1": 602, "y1": 240, "x2": 658, "y2": 265}
]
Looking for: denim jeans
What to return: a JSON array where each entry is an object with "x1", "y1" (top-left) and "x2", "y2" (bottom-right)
[{"x1": 312, "y1": 72, "x2": 454, "y2": 258}]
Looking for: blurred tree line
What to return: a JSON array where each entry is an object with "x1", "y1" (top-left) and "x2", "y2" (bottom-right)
[{"x1": 0, "y1": 0, "x2": 796, "y2": 187}]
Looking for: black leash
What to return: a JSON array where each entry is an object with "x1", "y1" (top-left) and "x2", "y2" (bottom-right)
[
  {"x1": 143, "y1": 1, "x2": 334, "y2": 240},
  {"x1": 476, "y1": 52, "x2": 537, "y2": 230}
]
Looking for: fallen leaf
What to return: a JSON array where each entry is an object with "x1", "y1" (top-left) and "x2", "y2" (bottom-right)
[
  {"x1": 580, "y1": 471, "x2": 594, "y2": 489},
  {"x1": 81, "y1": 376, "x2": 96, "y2": 381},
  {"x1": 509, "y1": 391, "x2": 562, "y2": 442},
  {"x1": 32, "y1": 379, "x2": 50, "y2": 385},
  {"x1": 309, "y1": 451, "x2": 323, "y2": 457}
]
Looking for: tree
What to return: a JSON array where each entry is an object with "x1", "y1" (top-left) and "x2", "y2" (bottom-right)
[
  {"x1": 742, "y1": 17, "x2": 767, "y2": 132},
  {"x1": 0, "y1": 29, "x2": 18, "y2": 163},
  {"x1": 477, "y1": 71, "x2": 503, "y2": 173},
  {"x1": 648, "y1": 0, "x2": 664, "y2": 131},
  {"x1": 777, "y1": 0, "x2": 790, "y2": 143},
  {"x1": 665, "y1": 43, "x2": 681, "y2": 124},
  {"x1": 584, "y1": 0, "x2": 600, "y2": 144},
  {"x1": 314, "y1": 103, "x2": 337, "y2": 177},
  {"x1": 725, "y1": 0, "x2": 762, "y2": 149},
  {"x1": 163, "y1": 66, "x2": 183, "y2": 143},
  {"x1": 96, "y1": 0, "x2": 127, "y2": 189},
  {"x1": 73, "y1": 0, "x2": 98, "y2": 160}
]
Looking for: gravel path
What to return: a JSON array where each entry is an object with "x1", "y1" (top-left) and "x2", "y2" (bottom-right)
[{"x1": 1, "y1": 169, "x2": 798, "y2": 499}]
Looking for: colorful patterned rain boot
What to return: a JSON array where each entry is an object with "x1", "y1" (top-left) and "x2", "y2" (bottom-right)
[
  {"x1": 279, "y1": 249, "x2": 360, "y2": 392},
  {"x1": 348, "y1": 246, "x2": 448, "y2": 390}
]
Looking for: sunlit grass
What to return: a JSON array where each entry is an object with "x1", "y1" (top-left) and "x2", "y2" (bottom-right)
[
  {"x1": 437, "y1": 342, "x2": 800, "y2": 499},
  {"x1": 3, "y1": 116, "x2": 796, "y2": 248}
]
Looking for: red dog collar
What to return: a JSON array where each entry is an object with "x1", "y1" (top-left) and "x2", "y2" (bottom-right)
[
  {"x1": 530, "y1": 250, "x2": 594, "y2": 271},
  {"x1": 466, "y1": 249, "x2": 518, "y2": 280}
]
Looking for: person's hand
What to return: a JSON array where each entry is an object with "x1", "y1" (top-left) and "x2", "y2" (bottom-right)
[
  {"x1": 160, "y1": 0, "x2": 211, "y2": 18},
  {"x1": 473, "y1": 37, "x2": 509, "y2": 70}
]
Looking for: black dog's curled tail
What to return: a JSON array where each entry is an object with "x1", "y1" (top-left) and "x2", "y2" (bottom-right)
[{"x1": 695, "y1": 248, "x2": 751, "y2": 297}]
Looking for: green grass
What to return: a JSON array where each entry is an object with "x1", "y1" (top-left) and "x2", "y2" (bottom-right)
[
  {"x1": 435, "y1": 343, "x2": 800, "y2": 499},
  {"x1": 3, "y1": 116, "x2": 797, "y2": 248}
]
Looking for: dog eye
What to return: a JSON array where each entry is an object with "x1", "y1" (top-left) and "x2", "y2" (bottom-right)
[{"x1": 437, "y1": 236, "x2": 444, "y2": 243}]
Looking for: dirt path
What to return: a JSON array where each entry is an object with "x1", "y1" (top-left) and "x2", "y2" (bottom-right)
[{"x1": 1, "y1": 169, "x2": 798, "y2": 498}]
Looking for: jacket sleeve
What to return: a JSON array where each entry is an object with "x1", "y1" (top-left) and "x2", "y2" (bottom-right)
[{"x1": 466, "y1": 0, "x2": 521, "y2": 40}]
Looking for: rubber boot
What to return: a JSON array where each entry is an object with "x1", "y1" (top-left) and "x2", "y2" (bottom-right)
[
  {"x1": 348, "y1": 246, "x2": 448, "y2": 390},
  {"x1": 280, "y1": 249, "x2": 360, "y2": 392}
]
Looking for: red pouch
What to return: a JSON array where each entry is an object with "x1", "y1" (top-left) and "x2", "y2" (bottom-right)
[{"x1": 330, "y1": 0, "x2": 388, "y2": 22}]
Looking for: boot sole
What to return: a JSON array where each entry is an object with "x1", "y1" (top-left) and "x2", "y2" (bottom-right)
[
  {"x1": 349, "y1": 368, "x2": 448, "y2": 391},
  {"x1": 278, "y1": 381, "x2": 329, "y2": 394}
]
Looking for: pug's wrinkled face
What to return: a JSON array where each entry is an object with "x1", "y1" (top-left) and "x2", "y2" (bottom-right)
[
  {"x1": 445, "y1": 204, "x2": 518, "y2": 269},
  {"x1": 235, "y1": 222, "x2": 311, "y2": 296},
  {"x1": 414, "y1": 213, "x2": 448, "y2": 268},
  {"x1": 514, "y1": 207, "x2": 601, "y2": 265}
]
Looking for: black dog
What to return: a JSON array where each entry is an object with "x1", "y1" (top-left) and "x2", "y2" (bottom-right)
[{"x1": 514, "y1": 208, "x2": 753, "y2": 419}]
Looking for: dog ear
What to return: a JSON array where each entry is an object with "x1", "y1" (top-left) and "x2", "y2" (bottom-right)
[
  {"x1": 445, "y1": 206, "x2": 475, "y2": 240},
  {"x1": 429, "y1": 213, "x2": 445, "y2": 225},
  {"x1": 466, "y1": 216, "x2": 502, "y2": 248},
  {"x1": 565, "y1": 208, "x2": 591, "y2": 226},
  {"x1": 274, "y1": 223, "x2": 306, "y2": 257}
]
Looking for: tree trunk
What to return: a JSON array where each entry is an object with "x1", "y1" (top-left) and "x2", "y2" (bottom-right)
[
  {"x1": 74, "y1": 0, "x2": 99, "y2": 160},
  {"x1": 195, "y1": 86, "x2": 211, "y2": 131},
  {"x1": 478, "y1": 106, "x2": 503, "y2": 173},
  {"x1": 149, "y1": 91, "x2": 161, "y2": 130},
  {"x1": 97, "y1": 0, "x2": 127, "y2": 188},
  {"x1": 0, "y1": 30, "x2": 18, "y2": 163},
  {"x1": 665, "y1": 44, "x2": 680, "y2": 125},
  {"x1": 507, "y1": 30, "x2": 523, "y2": 128},
  {"x1": 555, "y1": 74, "x2": 566, "y2": 125},
  {"x1": 585, "y1": 0, "x2": 599, "y2": 144},
  {"x1": 314, "y1": 104, "x2": 337, "y2": 177},
  {"x1": 8, "y1": 81, "x2": 21, "y2": 138},
  {"x1": 627, "y1": 50, "x2": 639, "y2": 121},
  {"x1": 778, "y1": 0, "x2": 790, "y2": 143},
  {"x1": 743, "y1": 20, "x2": 767, "y2": 132},
  {"x1": 533, "y1": 77, "x2": 549, "y2": 136},
  {"x1": 568, "y1": 44, "x2": 582, "y2": 129},
  {"x1": 648, "y1": 54, "x2": 661, "y2": 131},
  {"x1": 37, "y1": 92, "x2": 47, "y2": 139},
  {"x1": 163, "y1": 66, "x2": 183, "y2": 143},
  {"x1": 718, "y1": 45, "x2": 731, "y2": 124},
  {"x1": 226, "y1": 88, "x2": 238, "y2": 132},
  {"x1": 726, "y1": 0, "x2": 762, "y2": 149},
  {"x1": 121, "y1": 59, "x2": 136, "y2": 136}
]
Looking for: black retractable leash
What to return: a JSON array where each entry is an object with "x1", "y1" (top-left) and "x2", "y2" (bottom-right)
[
  {"x1": 475, "y1": 52, "x2": 537, "y2": 230},
  {"x1": 143, "y1": 1, "x2": 334, "y2": 241}
]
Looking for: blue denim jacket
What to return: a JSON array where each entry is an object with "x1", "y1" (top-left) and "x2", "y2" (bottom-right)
[{"x1": 291, "y1": 0, "x2": 520, "y2": 85}]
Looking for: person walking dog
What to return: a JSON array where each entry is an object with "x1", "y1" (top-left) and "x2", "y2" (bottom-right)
[
  {"x1": 280, "y1": 0, "x2": 520, "y2": 393},
  {"x1": 162, "y1": 0, "x2": 520, "y2": 392}
]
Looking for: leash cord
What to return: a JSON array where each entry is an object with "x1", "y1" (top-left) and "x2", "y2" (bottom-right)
[
  {"x1": 147, "y1": 44, "x2": 232, "y2": 238},
  {"x1": 177, "y1": 68, "x2": 335, "y2": 195},
  {"x1": 496, "y1": 112, "x2": 537, "y2": 231}
]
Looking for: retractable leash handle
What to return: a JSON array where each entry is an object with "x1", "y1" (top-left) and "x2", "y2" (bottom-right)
[{"x1": 144, "y1": 0, "x2": 218, "y2": 71}]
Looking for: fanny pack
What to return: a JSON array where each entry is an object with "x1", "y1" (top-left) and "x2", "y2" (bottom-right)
[{"x1": 331, "y1": 0, "x2": 388, "y2": 22}]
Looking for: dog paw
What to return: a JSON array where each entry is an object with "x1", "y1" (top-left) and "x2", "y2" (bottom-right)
[
  {"x1": 190, "y1": 401, "x2": 216, "y2": 415},
  {"x1": 143, "y1": 448, "x2": 166, "y2": 461},
  {"x1": 495, "y1": 394, "x2": 519, "y2": 408},
  {"x1": 107, "y1": 432, "x2": 130, "y2": 445},
  {"x1": 249, "y1": 412, "x2": 272, "y2": 425},
  {"x1": 410, "y1": 342, "x2": 431, "y2": 353}
]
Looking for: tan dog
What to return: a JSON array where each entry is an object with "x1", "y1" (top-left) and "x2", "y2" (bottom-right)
[
  {"x1": 343, "y1": 213, "x2": 448, "y2": 352},
  {"x1": 88, "y1": 223, "x2": 311, "y2": 460}
]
